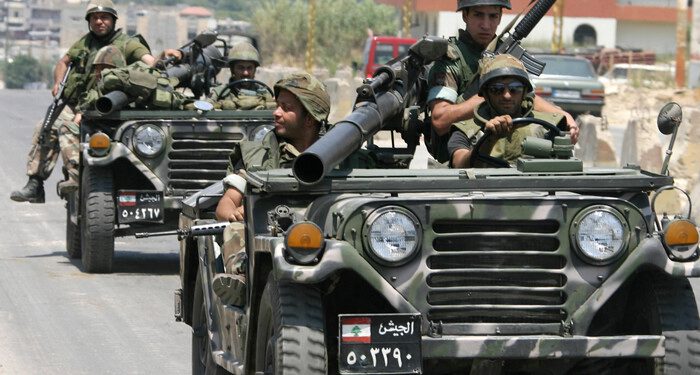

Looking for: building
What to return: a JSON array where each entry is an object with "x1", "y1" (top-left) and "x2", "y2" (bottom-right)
[{"x1": 379, "y1": 0, "x2": 681, "y2": 54}]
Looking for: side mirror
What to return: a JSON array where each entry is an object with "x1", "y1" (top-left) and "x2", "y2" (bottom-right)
[{"x1": 657, "y1": 101, "x2": 682, "y2": 135}]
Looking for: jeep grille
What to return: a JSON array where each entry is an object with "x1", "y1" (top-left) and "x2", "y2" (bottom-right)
[
  {"x1": 427, "y1": 219, "x2": 566, "y2": 324},
  {"x1": 167, "y1": 127, "x2": 244, "y2": 192}
]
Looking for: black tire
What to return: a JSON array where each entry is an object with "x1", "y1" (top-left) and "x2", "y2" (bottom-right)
[
  {"x1": 192, "y1": 269, "x2": 228, "y2": 375},
  {"x1": 254, "y1": 274, "x2": 327, "y2": 375},
  {"x1": 80, "y1": 165, "x2": 115, "y2": 273},
  {"x1": 65, "y1": 190, "x2": 81, "y2": 258},
  {"x1": 631, "y1": 275, "x2": 700, "y2": 374}
]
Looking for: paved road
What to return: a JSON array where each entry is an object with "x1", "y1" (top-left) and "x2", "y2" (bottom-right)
[{"x1": 0, "y1": 89, "x2": 189, "y2": 374}]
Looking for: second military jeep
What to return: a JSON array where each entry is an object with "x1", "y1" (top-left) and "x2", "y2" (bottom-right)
[
  {"x1": 64, "y1": 107, "x2": 274, "y2": 273},
  {"x1": 175, "y1": 36, "x2": 700, "y2": 375}
]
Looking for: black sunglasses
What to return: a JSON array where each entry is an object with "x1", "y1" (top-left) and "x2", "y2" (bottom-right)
[{"x1": 487, "y1": 82, "x2": 526, "y2": 96}]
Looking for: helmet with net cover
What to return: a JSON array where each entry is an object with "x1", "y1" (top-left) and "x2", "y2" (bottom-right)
[
  {"x1": 478, "y1": 54, "x2": 532, "y2": 95},
  {"x1": 227, "y1": 42, "x2": 261, "y2": 67},
  {"x1": 93, "y1": 45, "x2": 126, "y2": 69},
  {"x1": 274, "y1": 73, "x2": 330, "y2": 122},
  {"x1": 85, "y1": 0, "x2": 118, "y2": 20},
  {"x1": 456, "y1": 0, "x2": 511, "y2": 11}
]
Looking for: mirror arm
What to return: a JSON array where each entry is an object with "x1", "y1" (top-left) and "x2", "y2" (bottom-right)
[{"x1": 660, "y1": 127, "x2": 679, "y2": 176}]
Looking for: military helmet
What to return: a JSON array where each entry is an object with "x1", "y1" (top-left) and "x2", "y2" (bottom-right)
[
  {"x1": 85, "y1": 0, "x2": 118, "y2": 21},
  {"x1": 274, "y1": 72, "x2": 331, "y2": 122},
  {"x1": 228, "y1": 42, "x2": 260, "y2": 67},
  {"x1": 478, "y1": 54, "x2": 532, "y2": 94},
  {"x1": 457, "y1": 0, "x2": 511, "y2": 11},
  {"x1": 93, "y1": 45, "x2": 126, "y2": 68}
]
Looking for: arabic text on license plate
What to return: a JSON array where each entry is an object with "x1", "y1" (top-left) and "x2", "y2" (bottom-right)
[
  {"x1": 553, "y1": 89, "x2": 580, "y2": 99},
  {"x1": 339, "y1": 314, "x2": 421, "y2": 374},
  {"x1": 117, "y1": 191, "x2": 164, "y2": 223}
]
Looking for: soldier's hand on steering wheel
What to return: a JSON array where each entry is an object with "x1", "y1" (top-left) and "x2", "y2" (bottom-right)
[{"x1": 484, "y1": 115, "x2": 513, "y2": 138}]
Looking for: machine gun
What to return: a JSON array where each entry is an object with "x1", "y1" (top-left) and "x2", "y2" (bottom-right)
[
  {"x1": 164, "y1": 31, "x2": 228, "y2": 98},
  {"x1": 38, "y1": 63, "x2": 72, "y2": 147},
  {"x1": 134, "y1": 221, "x2": 229, "y2": 240},
  {"x1": 292, "y1": 36, "x2": 447, "y2": 185},
  {"x1": 483, "y1": 0, "x2": 557, "y2": 76}
]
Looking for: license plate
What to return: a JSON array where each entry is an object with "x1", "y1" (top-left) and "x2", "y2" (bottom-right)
[
  {"x1": 339, "y1": 314, "x2": 421, "y2": 374},
  {"x1": 553, "y1": 89, "x2": 581, "y2": 99},
  {"x1": 117, "y1": 190, "x2": 164, "y2": 224}
]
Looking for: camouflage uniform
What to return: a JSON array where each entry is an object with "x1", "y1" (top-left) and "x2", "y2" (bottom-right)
[
  {"x1": 208, "y1": 42, "x2": 275, "y2": 110},
  {"x1": 215, "y1": 72, "x2": 331, "y2": 306},
  {"x1": 425, "y1": 0, "x2": 512, "y2": 163},
  {"x1": 12, "y1": 0, "x2": 151, "y2": 202},
  {"x1": 448, "y1": 54, "x2": 565, "y2": 167}
]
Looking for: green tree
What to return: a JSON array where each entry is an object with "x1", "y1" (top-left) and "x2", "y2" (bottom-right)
[
  {"x1": 252, "y1": 0, "x2": 398, "y2": 72},
  {"x1": 4, "y1": 55, "x2": 44, "y2": 89}
]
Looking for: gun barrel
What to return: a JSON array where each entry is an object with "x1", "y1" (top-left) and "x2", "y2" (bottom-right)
[
  {"x1": 293, "y1": 88, "x2": 404, "y2": 185},
  {"x1": 512, "y1": 0, "x2": 557, "y2": 40},
  {"x1": 96, "y1": 91, "x2": 129, "y2": 115}
]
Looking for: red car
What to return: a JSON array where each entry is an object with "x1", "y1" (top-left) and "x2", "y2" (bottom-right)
[{"x1": 361, "y1": 36, "x2": 417, "y2": 78}]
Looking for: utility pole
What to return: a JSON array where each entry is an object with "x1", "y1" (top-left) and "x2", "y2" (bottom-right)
[
  {"x1": 402, "y1": 0, "x2": 413, "y2": 38},
  {"x1": 675, "y1": 0, "x2": 687, "y2": 88},
  {"x1": 551, "y1": 0, "x2": 564, "y2": 53},
  {"x1": 690, "y1": 0, "x2": 700, "y2": 88},
  {"x1": 305, "y1": 0, "x2": 316, "y2": 72}
]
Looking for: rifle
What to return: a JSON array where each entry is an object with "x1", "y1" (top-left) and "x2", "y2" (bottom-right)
[
  {"x1": 483, "y1": 0, "x2": 557, "y2": 76},
  {"x1": 39, "y1": 63, "x2": 72, "y2": 147},
  {"x1": 135, "y1": 221, "x2": 229, "y2": 240}
]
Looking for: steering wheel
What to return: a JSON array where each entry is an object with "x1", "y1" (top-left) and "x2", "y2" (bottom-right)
[
  {"x1": 469, "y1": 117, "x2": 563, "y2": 168},
  {"x1": 220, "y1": 78, "x2": 274, "y2": 98}
]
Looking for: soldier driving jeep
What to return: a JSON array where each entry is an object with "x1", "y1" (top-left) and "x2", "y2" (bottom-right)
[{"x1": 449, "y1": 54, "x2": 566, "y2": 168}]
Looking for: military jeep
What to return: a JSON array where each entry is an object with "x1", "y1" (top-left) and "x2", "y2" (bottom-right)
[
  {"x1": 175, "y1": 37, "x2": 700, "y2": 375},
  {"x1": 64, "y1": 107, "x2": 274, "y2": 273}
]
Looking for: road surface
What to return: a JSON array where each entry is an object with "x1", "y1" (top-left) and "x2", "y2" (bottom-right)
[{"x1": 0, "y1": 89, "x2": 190, "y2": 374}]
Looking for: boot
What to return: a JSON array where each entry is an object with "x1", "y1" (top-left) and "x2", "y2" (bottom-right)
[
  {"x1": 57, "y1": 178, "x2": 78, "y2": 197},
  {"x1": 10, "y1": 176, "x2": 45, "y2": 203}
]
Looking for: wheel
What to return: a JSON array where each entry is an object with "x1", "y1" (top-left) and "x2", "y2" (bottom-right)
[
  {"x1": 221, "y1": 79, "x2": 274, "y2": 98},
  {"x1": 192, "y1": 269, "x2": 228, "y2": 375},
  {"x1": 65, "y1": 189, "x2": 81, "y2": 258},
  {"x1": 80, "y1": 165, "x2": 115, "y2": 273},
  {"x1": 469, "y1": 117, "x2": 563, "y2": 168},
  {"x1": 629, "y1": 274, "x2": 700, "y2": 374},
  {"x1": 254, "y1": 274, "x2": 327, "y2": 375}
]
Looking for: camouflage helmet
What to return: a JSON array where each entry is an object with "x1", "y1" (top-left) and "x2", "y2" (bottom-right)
[
  {"x1": 457, "y1": 0, "x2": 511, "y2": 11},
  {"x1": 85, "y1": 0, "x2": 118, "y2": 21},
  {"x1": 228, "y1": 42, "x2": 260, "y2": 67},
  {"x1": 478, "y1": 54, "x2": 533, "y2": 94},
  {"x1": 93, "y1": 45, "x2": 126, "y2": 69},
  {"x1": 274, "y1": 72, "x2": 330, "y2": 123}
]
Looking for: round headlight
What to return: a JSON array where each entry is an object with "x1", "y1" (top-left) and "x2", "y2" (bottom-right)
[
  {"x1": 133, "y1": 124, "x2": 165, "y2": 157},
  {"x1": 251, "y1": 125, "x2": 274, "y2": 142},
  {"x1": 363, "y1": 206, "x2": 421, "y2": 265},
  {"x1": 571, "y1": 206, "x2": 629, "y2": 264}
]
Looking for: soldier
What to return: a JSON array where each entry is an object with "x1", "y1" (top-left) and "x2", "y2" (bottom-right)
[
  {"x1": 212, "y1": 72, "x2": 331, "y2": 306},
  {"x1": 426, "y1": 0, "x2": 578, "y2": 162},
  {"x1": 55, "y1": 45, "x2": 127, "y2": 194},
  {"x1": 208, "y1": 42, "x2": 275, "y2": 110},
  {"x1": 10, "y1": 0, "x2": 156, "y2": 203},
  {"x1": 449, "y1": 54, "x2": 566, "y2": 168},
  {"x1": 216, "y1": 72, "x2": 331, "y2": 222}
]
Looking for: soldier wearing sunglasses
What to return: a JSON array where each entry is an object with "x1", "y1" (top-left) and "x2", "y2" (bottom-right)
[{"x1": 448, "y1": 54, "x2": 565, "y2": 168}]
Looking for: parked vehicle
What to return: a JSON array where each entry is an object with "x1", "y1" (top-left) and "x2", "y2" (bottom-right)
[
  {"x1": 531, "y1": 54, "x2": 605, "y2": 117},
  {"x1": 360, "y1": 35, "x2": 417, "y2": 78}
]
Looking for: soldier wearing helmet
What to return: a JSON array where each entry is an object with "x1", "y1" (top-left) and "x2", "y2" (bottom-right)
[
  {"x1": 207, "y1": 42, "x2": 275, "y2": 110},
  {"x1": 10, "y1": 0, "x2": 157, "y2": 203},
  {"x1": 215, "y1": 72, "x2": 331, "y2": 221},
  {"x1": 208, "y1": 73, "x2": 331, "y2": 305},
  {"x1": 448, "y1": 54, "x2": 565, "y2": 168},
  {"x1": 424, "y1": 0, "x2": 577, "y2": 164}
]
